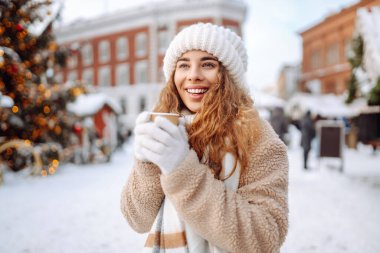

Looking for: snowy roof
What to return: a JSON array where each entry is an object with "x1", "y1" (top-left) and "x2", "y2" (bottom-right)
[
  {"x1": 251, "y1": 90, "x2": 285, "y2": 109},
  {"x1": 28, "y1": 0, "x2": 63, "y2": 37},
  {"x1": 285, "y1": 92, "x2": 370, "y2": 119},
  {"x1": 67, "y1": 93, "x2": 122, "y2": 117},
  {"x1": 0, "y1": 92, "x2": 14, "y2": 108}
]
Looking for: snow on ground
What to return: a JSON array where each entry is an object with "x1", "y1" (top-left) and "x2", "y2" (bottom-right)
[{"x1": 1, "y1": 126, "x2": 380, "y2": 253}]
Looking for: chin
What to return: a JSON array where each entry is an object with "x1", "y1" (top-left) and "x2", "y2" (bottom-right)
[{"x1": 187, "y1": 106, "x2": 200, "y2": 113}]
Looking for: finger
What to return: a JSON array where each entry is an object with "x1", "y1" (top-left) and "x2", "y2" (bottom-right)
[
  {"x1": 178, "y1": 124, "x2": 188, "y2": 141},
  {"x1": 140, "y1": 147, "x2": 161, "y2": 166},
  {"x1": 154, "y1": 116, "x2": 181, "y2": 138},
  {"x1": 134, "y1": 121, "x2": 155, "y2": 135},
  {"x1": 139, "y1": 135, "x2": 167, "y2": 154},
  {"x1": 135, "y1": 122, "x2": 173, "y2": 144},
  {"x1": 136, "y1": 111, "x2": 151, "y2": 124},
  {"x1": 134, "y1": 147, "x2": 147, "y2": 161}
]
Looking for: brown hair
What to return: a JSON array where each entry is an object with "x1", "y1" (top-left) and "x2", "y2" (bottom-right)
[{"x1": 153, "y1": 66, "x2": 261, "y2": 179}]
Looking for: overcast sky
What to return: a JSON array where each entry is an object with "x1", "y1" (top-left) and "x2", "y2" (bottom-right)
[{"x1": 58, "y1": 0, "x2": 359, "y2": 90}]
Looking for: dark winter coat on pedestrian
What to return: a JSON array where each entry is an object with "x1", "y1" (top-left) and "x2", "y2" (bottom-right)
[
  {"x1": 300, "y1": 112, "x2": 315, "y2": 151},
  {"x1": 269, "y1": 107, "x2": 288, "y2": 143}
]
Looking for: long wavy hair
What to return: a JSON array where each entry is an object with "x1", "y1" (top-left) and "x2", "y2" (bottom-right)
[{"x1": 153, "y1": 65, "x2": 261, "y2": 179}]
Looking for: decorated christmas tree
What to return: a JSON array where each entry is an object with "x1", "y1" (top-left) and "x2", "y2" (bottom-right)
[{"x1": 0, "y1": 0, "x2": 86, "y2": 173}]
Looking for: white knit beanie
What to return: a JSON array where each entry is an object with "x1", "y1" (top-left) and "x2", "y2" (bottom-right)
[{"x1": 163, "y1": 23, "x2": 248, "y2": 90}]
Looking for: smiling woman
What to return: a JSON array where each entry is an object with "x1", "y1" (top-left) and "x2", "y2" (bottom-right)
[{"x1": 121, "y1": 23, "x2": 289, "y2": 253}]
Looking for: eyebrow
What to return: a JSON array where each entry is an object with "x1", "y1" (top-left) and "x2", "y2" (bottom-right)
[{"x1": 177, "y1": 56, "x2": 219, "y2": 62}]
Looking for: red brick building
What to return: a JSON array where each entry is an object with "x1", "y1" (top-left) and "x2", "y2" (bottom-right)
[
  {"x1": 54, "y1": 0, "x2": 246, "y2": 87},
  {"x1": 299, "y1": 0, "x2": 380, "y2": 94}
]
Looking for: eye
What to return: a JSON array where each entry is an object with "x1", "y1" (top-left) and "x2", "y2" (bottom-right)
[
  {"x1": 202, "y1": 62, "x2": 217, "y2": 69},
  {"x1": 177, "y1": 63, "x2": 189, "y2": 69}
]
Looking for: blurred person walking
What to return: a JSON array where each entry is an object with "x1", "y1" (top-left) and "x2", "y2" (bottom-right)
[
  {"x1": 269, "y1": 107, "x2": 289, "y2": 144},
  {"x1": 300, "y1": 110, "x2": 316, "y2": 169},
  {"x1": 121, "y1": 23, "x2": 289, "y2": 253}
]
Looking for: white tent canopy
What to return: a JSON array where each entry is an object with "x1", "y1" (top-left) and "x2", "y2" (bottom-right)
[
  {"x1": 251, "y1": 89, "x2": 285, "y2": 109},
  {"x1": 285, "y1": 92, "x2": 369, "y2": 119}
]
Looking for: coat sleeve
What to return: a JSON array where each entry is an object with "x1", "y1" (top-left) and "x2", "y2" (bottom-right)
[
  {"x1": 160, "y1": 136, "x2": 289, "y2": 252},
  {"x1": 120, "y1": 159, "x2": 165, "y2": 233}
]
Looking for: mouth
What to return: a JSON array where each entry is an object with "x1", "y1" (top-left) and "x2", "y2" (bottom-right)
[{"x1": 186, "y1": 88, "x2": 209, "y2": 95}]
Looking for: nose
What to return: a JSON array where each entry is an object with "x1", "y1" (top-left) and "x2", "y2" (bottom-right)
[{"x1": 187, "y1": 66, "x2": 203, "y2": 82}]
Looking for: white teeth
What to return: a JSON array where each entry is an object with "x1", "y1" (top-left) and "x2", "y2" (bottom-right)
[{"x1": 187, "y1": 88, "x2": 208, "y2": 94}]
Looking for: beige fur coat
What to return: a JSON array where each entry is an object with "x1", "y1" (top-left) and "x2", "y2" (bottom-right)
[{"x1": 120, "y1": 119, "x2": 289, "y2": 253}]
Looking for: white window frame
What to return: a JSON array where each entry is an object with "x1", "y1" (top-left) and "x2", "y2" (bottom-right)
[
  {"x1": 67, "y1": 71, "x2": 77, "y2": 82},
  {"x1": 157, "y1": 67, "x2": 165, "y2": 82},
  {"x1": 99, "y1": 40, "x2": 110, "y2": 63},
  {"x1": 81, "y1": 43, "x2": 93, "y2": 66},
  {"x1": 116, "y1": 37, "x2": 129, "y2": 60},
  {"x1": 82, "y1": 68, "x2": 94, "y2": 85},
  {"x1": 116, "y1": 63, "x2": 130, "y2": 85},
  {"x1": 158, "y1": 30, "x2": 169, "y2": 54},
  {"x1": 67, "y1": 55, "x2": 78, "y2": 69},
  {"x1": 98, "y1": 66, "x2": 111, "y2": 86},
  {"x1": 135, "y1": 60, "x2": 148, "y2": 84},
  {"x1": 135, "y1": 32, "x2": 147, "y2": 57},
  {"x1": 54, "y1": 72, "x2": 63, "y2": 83}
]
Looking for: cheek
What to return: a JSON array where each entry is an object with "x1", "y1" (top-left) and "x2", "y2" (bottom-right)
[
  {"x1": 174, "y1": 72, "x2": 184, "y2": 90},
  {"x1": 207, "y1": 72, "x2": 219, "y2": 85}
]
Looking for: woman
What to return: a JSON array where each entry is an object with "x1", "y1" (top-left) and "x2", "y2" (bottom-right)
[{"x1": 121, "y1": 23, "x2": 288, "y2": 253}]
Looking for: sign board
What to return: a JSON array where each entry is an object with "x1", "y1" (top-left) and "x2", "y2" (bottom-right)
[{"x1": 316, "y1": 120, "x2": 344, "y2": 171}]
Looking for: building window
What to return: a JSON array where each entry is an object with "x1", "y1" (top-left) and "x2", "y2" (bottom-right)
[
  {"x1": 54, "y1": 72, "x2": 63, "y2": 83},
  {"x1": 158, "y1": 30, "x2": 169, "y2": 54},
  {"x1": 67, "y1": 71, "x2": 77, "y2": 82},
  {"x1": 135, "y1": 60, "x2": 148, "y2": 84},
  {"x1": 117, "y1": 37, "x2": 129, "y2": 60},
  {"x1": 98, "y1": 66, "x2": 111, "y2": 86},
  {"x1": 158, "y1": 67, "x2": 165, "y2": 82},
  {"x1": 327, "y1": 43, "x2": 339, "y2": 65},
  {"x1": 135, "y1": 32, "x2": 147, "y2": 57},
  {"x1": 139, "y1": 96, "x2": 146, "y2": 112},
  {"x1": 82, "y1": 68, "x2": 94, "y2": 84},
  {"x1": 81, "y1": 43, "x2": 93, "y2": 66},
  {"x1": 311, "y1": 50, "x2": 321, "y2": 69},
  {"x1": 67, "y1": 55, "x2": 78, "y2": 69},
  {"x1": 116, "y1": 63, "x2": 130, "y2": 85},
  {"x1": 99, "y1": 40, "x2": 110, "y2": 63}
]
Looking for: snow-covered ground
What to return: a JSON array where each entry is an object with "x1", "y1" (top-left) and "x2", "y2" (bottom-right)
[{"x1": 1, "y1": 126, "x2": 380, "y2": 253}]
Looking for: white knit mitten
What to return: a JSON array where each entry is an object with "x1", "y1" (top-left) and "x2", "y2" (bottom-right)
[
  {"x1": 133, "y1": 111, "x2": 152, "y2": 161},
  {"x1": 136, "y1": 116, "x2": 189, "y2": 174}
]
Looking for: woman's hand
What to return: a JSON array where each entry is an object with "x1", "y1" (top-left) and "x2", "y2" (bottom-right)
[
  {"x1": 133, "y1": 111, "x2": 153, "y2": 162},
  {"x1": 135, "y1": 115, "x2": 189, "y2": 174}
]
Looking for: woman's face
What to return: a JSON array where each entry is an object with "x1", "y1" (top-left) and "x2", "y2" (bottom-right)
[{"x1": 174, "y1": 50, "x2": 220, "y2": 113}]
